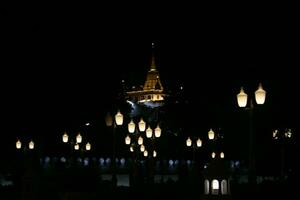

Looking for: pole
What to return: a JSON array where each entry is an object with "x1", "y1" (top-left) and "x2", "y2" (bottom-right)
[
  {"x1": 280, "y1": 141, "x2": 285, "y2": 181},
  {"x1": 112, "y1": 123, "x2": 117, "y2": 188},
  {"x1": 248, "y1": 99, "x2": 256, "y2": 189}
]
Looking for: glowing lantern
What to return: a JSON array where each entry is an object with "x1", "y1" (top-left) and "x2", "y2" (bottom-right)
[
  {"x1": 62, "y1": 132, "x2": 69, "y2": 143},
  {"x1": 220, "y1": 152, "x2": 225, "y2": 158},
  {"x1": 237, "y1": 87, "x2": 248, "y2": 107},
  {"x1": 125, "y1": 135, "x2": 131, "y2": 145},
  {"x1": 196, "y1": 138, "x2": 202, "y2": 147},
  {"x1": 186, "y1": 137, "x2": 192, "y2": 147},
  {"x1": 86, "y1": 142, "x2": 91, "y2": 151},
  {"x1": 138, "y1": 136, "x2": 143, "y2": 145},
  {"x1": 76, "y1": 133, "x2": 82, "y2": 143},
  {"x1": 29, "y1": 140, "x2": 34, "y2": 150},
  {"x1": 128, "y1": 120, "x2": 135, "y2": 133},
  {"x1": 138, "y1": 118, "x2": 146, "y2": 132},
  {"x1": 154, "y1": 125, "x2": 161, "y2": 138},
  {"x1": 140, "y1": 144, "x2": 145, "y2": 152},
  {"x1": 74, "y1": 144, "x2": 79, "y2": 150},
  {"x1": 208, "y1": 129, "x2": 215, "y2": 140},
  {"x1": 115, "y1": 110, "x2": 123, "y2": 126},
  {"x1": 212, "y1": 152, "x2": 216, "y2": 158},
  {"x1": 255, "y1": 83, "x2": 266, "y2": 105},
  {"x1": 16, "y1": 140, "x2": 22, "y2": 149},
  {"x1": 146, "y1": 126, "x2": 153, "y2": 138}
]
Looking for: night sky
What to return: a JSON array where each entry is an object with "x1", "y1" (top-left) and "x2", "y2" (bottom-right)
[{"x1": 1, "y1": 4, "x2": 299, "y2": 160}]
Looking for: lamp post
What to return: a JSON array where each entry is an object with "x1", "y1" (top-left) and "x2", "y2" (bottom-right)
[
  {"x1": 15, "y1": 138, "x2": 38, "y2": 200},
  {"x1": 105, "y1": 110, "x2": 124, "y2": 188},
  {"x1": 186, "y1": 136, "x2": 202, "y2": 163},
  {"x1": 236, "y1": 83, "x2": 266, "y2": 186},
  {"x1": 272, "y1": 128, "x2": 292, "y2": 181},
  {"x1": 125, "y1": 118, "x2": 161, "y2": 185}
]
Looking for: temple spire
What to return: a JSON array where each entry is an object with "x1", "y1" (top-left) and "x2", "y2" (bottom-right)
[{"x1": 150, "y1": 42, "x2": 156, "y2": 71}]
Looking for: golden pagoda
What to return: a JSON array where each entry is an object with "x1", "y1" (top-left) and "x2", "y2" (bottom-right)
[{"x1": 126, "y1": 43, "x2": 165, "y2": 107}]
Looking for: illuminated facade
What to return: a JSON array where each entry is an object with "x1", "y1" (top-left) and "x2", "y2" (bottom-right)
[{"x1": 126, "y1": 44, "x2": 165, "y2": 108}]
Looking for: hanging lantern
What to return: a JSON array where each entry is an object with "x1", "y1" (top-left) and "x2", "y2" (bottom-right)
[
  {"x1": 211, "y1": 152, "x2": 216, "y2": 158},
  {"x1": 154, "y1": 125, "x2": 161, "y2": 138},
  {"x1": 115, "y1": 110, "x2": 123, "y2": 126},
  {"x1": 138, "y1": 136, "x2": 143, "y2": 145},
  {"x1": 76, "y1": 133, "x2": 82, "y2": 143},
  {"x1": 208, "y1": 129, "x2": 215, "y2": 140},
  {"x1": 220, "y1": 152, "x2": 225, "y2": 158},
  {"x1": 85, "y1": 142, "x2": 91, "y2": 151},
  {"x1": 62, "y1": 132, "x2": 69, "y2": 143},
  {"x1": 237, "y1": 87, "x2": 248, "y2": 107},
  {"x1": 140, "y1": 144, "x2": 145, "y2": 152},
  {"x1": 130, "y1": 145, "x2": 134, "y2": 152},
  {"x1": 16, "y1": 140, "x2": 22, "y2": 149},
  {"x1": 186, "y1": 137, "x2": 192, "y2": 147},
  {"x1": 196, "y1": 138, "x2": 202, "y2": 147},
  {"x1": 143, "y1": 150, "x2": 148, "y2": 157},
  {"x1": 74, "y1": 143, "x2": 79, "y2": 150},
  {"x1": 29, "y1": 140, "x2": 34, "y2": 150},
  {"x1": 153, "y1": 150, "x2": 157, "y2": 158},
  {"x1": 146, "y1": 126, "x2": 153, "y2": 138},
  {"x1": 255, "y1": 83, "x2": 266, "y2": 105},
  {"x1": 138, "y1": 118, "x2": 146, "y2": 132},
  {"x1": 128, "y1": 120, "x2": 136, "y2": 133},
  {"x1": 125, "y1": 135, "x2": 131, "y2": 145}
]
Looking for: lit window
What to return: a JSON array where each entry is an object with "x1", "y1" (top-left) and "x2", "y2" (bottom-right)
[
  {"x1": 212, "y1": 179, "x2": 219, "y2": 195},
  {"x1": 221, "y1": 180, "x2": 228, "y2": 195},
  {"x1": 204, "y1": 179, "x2": 210, "y2": 194}
]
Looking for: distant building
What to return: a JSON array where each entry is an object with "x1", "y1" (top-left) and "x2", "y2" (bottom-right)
[{"x1": 126, "y1": 43, "x2": 165, "y2": 109}]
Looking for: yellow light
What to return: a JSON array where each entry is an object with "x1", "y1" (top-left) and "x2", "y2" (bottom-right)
[
  {"x1": 154, "y1": 125, "x2": 161, "y2": 138},
  {"x1": 220, "y1": 152, "x2": 225, "y2": 159},
  {"x1": 76, "y1": 133, "x2": 82, "y2": 143},
  {"x1": 130, "y1": 146, "x2": 134, "y2": 152},
  {"x1": 143, "y1": 150, "x2": 148, "y2": 157},
  {"x1": 212, "y1": 152, "x2": 216, "y2": 158},
  {"x1": 74, "y1": 144, "x2": 79, "y2": 150},
  {"x1": 125, "y1": 135, "x2": 131, "y2": 145},
  {"x1": 128, "y1": 120, "x2": 135, "y2": 133},
  {"x1": 138, "y1": 118, "x2": 146, "y2": 132},
  {"x1": 140, "y1": 144, "x2": 145, "y2": 152},
  {"x1": 85, "y1": 142, "x2": 91, "y2": 151},
  {"x1": 153, "y1": 150, "x2": 157, "y2": 158},
  {"x1": 138, "y1": 136, "x2": 143, "y2": 145},
  {"x1": 16, "y1": 140, "x2": 22, "y2": 149},
  {"x1": 62, "y1": 132, "x2": 69, "y2": 143},
  {"x1": 196, "y1": 138, "x2": 202, "y2": 147},
  {"x1": 255, "y1": 83, "x2": 266, "y2": 105},
  {"x1": 237, "y1": 87, "x2": 248, "y2": 107},
  {"x1": 29, "y1": 140, "x2": 34, "y2": 150},
  {"x1": 115, "y1": 111, "x2": 124, "y2": 126},
  {"x1": 208, "y1": 129, "x2": 215, "y2": 140},
  {"x1": 146, "y1": 126, "x2": 153, "y2": 138},
  {"x1": 186, "y1": 137, "x2": 192, "y2": 147}
]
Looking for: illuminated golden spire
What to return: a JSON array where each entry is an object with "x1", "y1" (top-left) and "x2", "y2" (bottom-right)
[{"x1": 150, "y1": 42, "x2": 156, "y2": 71}]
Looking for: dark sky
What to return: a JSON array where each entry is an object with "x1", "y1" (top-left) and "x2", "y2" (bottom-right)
[{"x1": 2, "y1": 4, "x2": 299, "y2": 146}]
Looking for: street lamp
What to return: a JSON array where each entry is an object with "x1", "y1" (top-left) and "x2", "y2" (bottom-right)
[
  {"x1": 16, "y1": 139, "x2": 35, "y2": 151},
  {"x1": 186, "y1": 136, "x2": 202, "y2": 164},
  {"x1": 61, "y1": 132, "x2": 92, "y2": 152},
  {"x1": 236, "y1": 83, "x2": 266, "y2": 186},
  {"x1": 125, "y1": 118, "x2": 161, "y2": 185},
  {"x1": 105, "y1": 110, "x2": 124, "y2": 188},
  {"x1": 272, "y1": 128, "x2": 292, "y2": 181}
]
